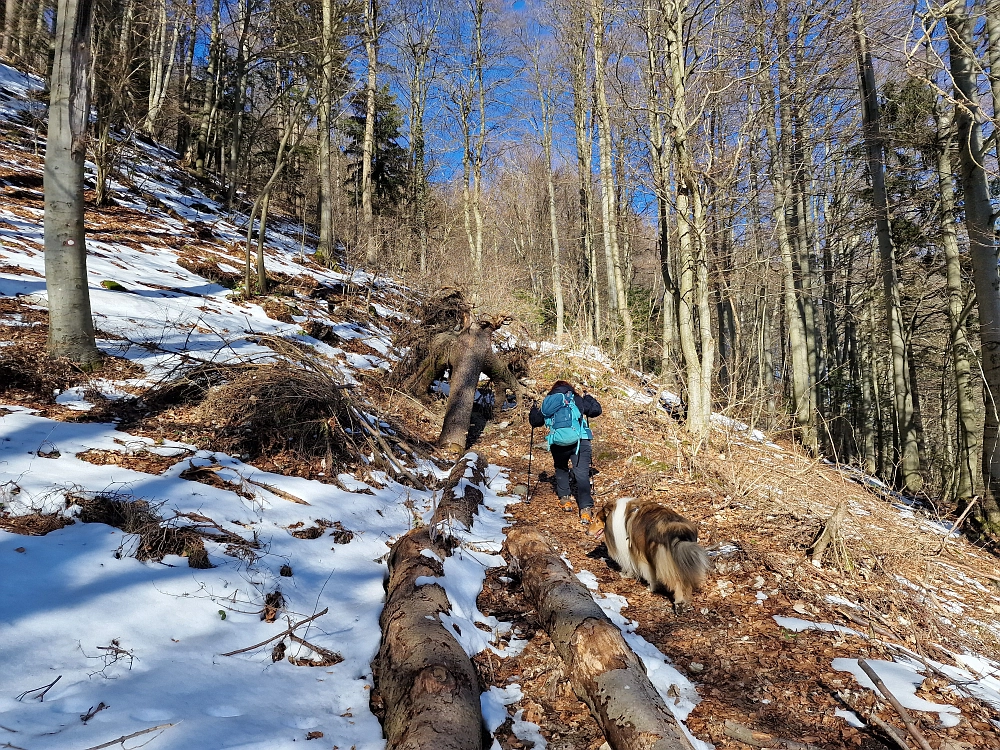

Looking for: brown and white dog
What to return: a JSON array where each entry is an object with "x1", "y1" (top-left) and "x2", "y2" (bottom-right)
[{"x1": 587, "y1": 497, "x2": 710, "y2": 613}]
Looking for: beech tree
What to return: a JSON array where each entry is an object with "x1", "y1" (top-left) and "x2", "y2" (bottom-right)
[{"x1": 44, "y1": 0, "x2": 101, "y2": 366}]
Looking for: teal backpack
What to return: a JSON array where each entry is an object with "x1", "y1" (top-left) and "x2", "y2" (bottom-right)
[{"x1": 541, "y1": 392, "x2": 588, "y2": 450}]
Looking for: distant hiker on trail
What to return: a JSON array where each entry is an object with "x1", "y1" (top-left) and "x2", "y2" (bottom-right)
[{"x1": 528, "y1": 380, "x2": 602, "y2": 523}]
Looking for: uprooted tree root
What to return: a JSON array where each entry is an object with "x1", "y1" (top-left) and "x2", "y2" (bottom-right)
[
  {"x1": 65, "y1": 492, "x2": 258, "y2": 568},
  {"x1": 391, "y1": 288, "x2": 531, "y2": 395}
]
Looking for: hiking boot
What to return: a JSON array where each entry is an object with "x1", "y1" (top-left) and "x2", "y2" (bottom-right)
[
  {"x1": 579, "y1": 508, "x2": 594, "y2": 524},
  {"x1": 559, "y1": 497, "x2": 576, "y2": 512}
]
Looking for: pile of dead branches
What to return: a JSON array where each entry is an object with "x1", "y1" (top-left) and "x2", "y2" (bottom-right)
[
  {"x1": 0, "y1": 338, "x2": 79, "y2": 399},
  {"x1": 69, "y1": 493, "x2": 214, "y2": 568},
  {"x1": 131, "y1": 337, "x2": 429, "y2": 485}
]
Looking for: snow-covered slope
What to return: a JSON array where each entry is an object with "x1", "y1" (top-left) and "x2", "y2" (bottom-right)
[{"x1": 0, "y1": 62, "x2": 517, "y2": 749}]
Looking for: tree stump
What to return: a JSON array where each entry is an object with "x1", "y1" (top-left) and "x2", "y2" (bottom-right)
[{"x1": 506, "y1": 527, "x2": 698, "y2": 750}]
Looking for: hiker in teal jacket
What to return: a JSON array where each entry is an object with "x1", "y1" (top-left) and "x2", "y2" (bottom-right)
[{"x1": 528, "y1": 380, "x2": 602, "y2": 523}]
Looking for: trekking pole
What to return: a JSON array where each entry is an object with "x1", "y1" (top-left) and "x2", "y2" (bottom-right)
[{"x1": 526, "y1": 423, "x2": 535, "y2": 504}]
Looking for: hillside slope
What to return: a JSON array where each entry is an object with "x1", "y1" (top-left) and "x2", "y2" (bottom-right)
[{"x1": 1, "y1": 62, "x2": 999, "y2": 750}]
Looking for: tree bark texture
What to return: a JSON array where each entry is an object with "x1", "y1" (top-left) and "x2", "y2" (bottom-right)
[
  {"x1": 853, "y1": 0, "x2": 921, "y2": 493},
  {"x1": 568, "y1": 0, "x2": 599, "y2": 342},
  {"x1": 760, "y1": 3, "x2": 816, "y2": 453},
  {"x1": 934, "y1": 99, "x2": 979, "y2": 501},
  {"x1": 437, "y1": 320, "x2": 499, "y2": 453},
  {"x1": 948, "y1": 8, "x2": 1000, "y2": 532},
  {"x1": 429, "y1": 451, "x2": 487, "y2": 540},
  {"x1": 374, "y1": 526, "x2": 487, "y2": 750},
  {"x1": 362, "y1": 0, "x2": 378, "y2": 264},
  {"x1": 316, "y1": 0, "x2": 336, "y2": 261},
  {"x1": 373, "y1": 452, "x2": 492, "y2": 750},
  {"x1": 665, "y1": 0, "x2": 714, "y2": 440},
  {"x1": 195, "y1": 0, "x2": 221, "y2": 176},
  {"x1": 591, "y1": 0, "x2": 633, "y2": 355},
  {"x1": 44, "y1": 0, "x2": 101, "y2": 365},
  {"x1": 506, "y1": 527, "x2": 698, "y2": 750}
]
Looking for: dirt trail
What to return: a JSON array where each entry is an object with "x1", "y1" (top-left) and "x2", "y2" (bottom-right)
[{"x1": 469, "y1": 353, "x2": 1000, "y2": 750}]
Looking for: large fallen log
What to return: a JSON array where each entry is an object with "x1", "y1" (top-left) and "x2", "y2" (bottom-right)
[
  {"x1": 372, "y1": 452, "x2": 491, "y2": 750},
  {"x1": 506, "y1": 527, "x2": 698, "y2": 750},
  {"x1": 429, "y1": 452, "x2": 488, "y2": 542}
]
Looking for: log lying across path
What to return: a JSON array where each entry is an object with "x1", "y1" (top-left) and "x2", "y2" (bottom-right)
[
  {"x1": 429, "y1": 452, "x2": 489, "y2": 542},
  {"x1": 506, "y1": 527, "x2": 698, "y2": 750},
  {"x1": 372, "y1": 453, "x2": 490, "y2": 750}
]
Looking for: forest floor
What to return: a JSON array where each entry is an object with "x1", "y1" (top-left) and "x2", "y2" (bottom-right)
[
  {"x1": 452, "y1": 348, "x2": 1000, "y2": 750},
  {"x1": 1, "y1": 59, "x2": 1000, "y2": 750}
]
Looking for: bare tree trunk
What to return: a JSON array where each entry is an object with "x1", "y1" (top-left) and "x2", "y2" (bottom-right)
[
  {"x1": 642, "y1": 0, "x2": 678, "y2": 381},
  {"x1": 401, "y1": 4, "x2": 435, "y2": 274},
  {"x1": 591, "y1": 0, "x2": 633, "y2": 358},
  {"x1": 362, "y1": 0, "x2": 378, "y2": 264},
  {"x1": 316, "y1": 0, "x2": 336, "y2": 262},
  {"x1": 854, "y1": 0, "x2": 921, "y2": 492},
  {"x1": 567, "y1": 0, "x2": 598, "y2": 342},
  {"x1": 934, "y1": 99, "x2": 979, "y2": 501},
  {"x1": 44, "y1": 0, "x2": 100, "y2": 366},
  {"x1": 471, "y1": 0, "x2": 486, "y2": 283},
  {"x1": 244, "y1": 98, "x2": 306, "y2": 294},
  {"x1": 195, "y1": 0, "x2": 220, "y2": 176},
  {"x1": 2, "y1": 0, "x2": 22, "y2": 59},
  {"x1": 760, "y1": 1, "x2": 816, "y2": 453},
  {"x1": 529, "y1": 48, "x2": 565, "y2": 343},
  {"x1": 143, "y1": 0, "x2": 179, "y2": 135},
  {"x1": 226, "y1": 0, "x2": 251, "y2": 208},
  {"x1": 947, "y1": 7, "x2": 1000, "y2": 533},
  {"x1": 664, "y1": 0, "x2": 713, "y2": 439}
]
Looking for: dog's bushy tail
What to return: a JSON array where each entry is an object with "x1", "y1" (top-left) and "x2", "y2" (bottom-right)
[{"x1": 672, "y1": 539, "x2": 710, "y2": 590}]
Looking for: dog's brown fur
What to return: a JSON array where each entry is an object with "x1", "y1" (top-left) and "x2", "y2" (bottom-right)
[{"x1": 588, "y1": 497, "x2": 710, "y2": 612}]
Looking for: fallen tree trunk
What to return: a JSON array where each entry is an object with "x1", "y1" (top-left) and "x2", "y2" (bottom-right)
[
  {"x1": 430, "y1": 452, "x2": 488, "y2": 542},
  {"x1": 506, "y1": 527, "x2": 698, "y2": 750},
  {"x1": 373, "y1": 452, "x2": 490, "y2": 750}
]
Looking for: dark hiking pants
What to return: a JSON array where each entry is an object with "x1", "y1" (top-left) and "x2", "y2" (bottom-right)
[{"x1": 551, "y1": 439, "x2": 593, "y2": 510}]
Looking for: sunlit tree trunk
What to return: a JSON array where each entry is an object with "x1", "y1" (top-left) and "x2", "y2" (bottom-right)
[
  {"x1": 45, "y1": 0, "x2": 101, "y2": 366},
  {"x1": 471, "y1": 0, "x2": 486, "y2": 283},
  {"x1": 143, "y1": 0, "x2": 179, "y2": 135},
  {"x1": 590, "y1": 0, "x2": 632, "y2": 358},
  {"x1": 226, "y1": 0, "x2": 251, "y2": 207},
  {"x1": 362, "y1": 0, "x2": 378, "y2": 264},
  {"x1": 853, "y1": 0, "x2": 921, "y2": 491},
  {"x1": 401, "y1": 2, "x2": 436, "y2": 274},
  {"x1": 195, "y1": 0, "x2": 220, "y2": 176},
  {"x1": 665, "y1": 0, "x2": 713, "y2": 439},
  {"x1": 933, "y1": 100, "x2": 979, "y2": 501},
  {"x1": 567, "y1": 0, "x2": 598, "y2": 342},
  {"x1": 760, "y1": 1, "x2": 816, "y2": 452},
  {"x1": 529, "y1": 51, "x2": 565, "y2": 342},
  {"x1": 316, "y1": 0, "x2": 336, "y2": 262},
  {"x1": 948, "y1": 7, "x2": 1000, "y2": 533},
  {"x1": 642, "y1": 0, "x2": 677, "y2": 380}
]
